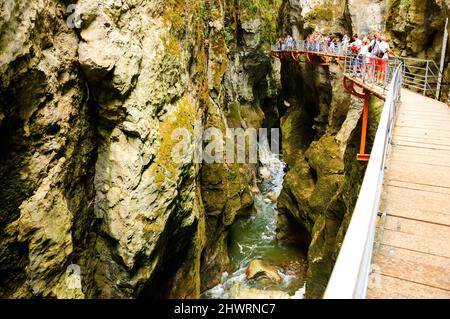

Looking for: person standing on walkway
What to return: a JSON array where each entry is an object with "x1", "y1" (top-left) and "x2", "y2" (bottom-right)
[
  {"x1": 329, "y1": 36, "x2": 337, "y2": 54},
  {"x1": 378, "y1": 35, "x2": 397, "y2": 85},
  {"x1": 287, "y1": 35, "x2": 294, "y2": 50},
  {"x1": 342, "y1": 34, "x2": 350, "y2": 55},
  {"x1": 369, "y1": 32, "x2": 382, "y2": 83},
  {"x1": 350, "y1": 34, "x2": 363, "y2": 75},
  {"x1": 360, "y1": 39, "x2": 372, "y2": 80},
  {"x1": 325, "y1": 33, "x2": 331, "y2": 53}
]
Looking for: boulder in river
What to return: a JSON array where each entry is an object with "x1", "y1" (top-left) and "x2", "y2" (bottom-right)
[
  {"x1": 266, "y1": 191, "x2": 279, "y2": 202},
  {"x1": 246, "y1": 260, "x2": 282, "y2": 283}
]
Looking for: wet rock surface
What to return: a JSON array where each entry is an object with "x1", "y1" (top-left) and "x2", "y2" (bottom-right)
[{"x1": 246, "y1": 259, "x2": 282, "y2": 283}]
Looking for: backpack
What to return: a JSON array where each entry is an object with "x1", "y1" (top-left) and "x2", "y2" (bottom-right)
[
  {"x1": 351, "y1": 44, "x2": 360, "y2": 54},
  {"x1": 375, "y1": 48, "x2": 385, "y2": 58}
]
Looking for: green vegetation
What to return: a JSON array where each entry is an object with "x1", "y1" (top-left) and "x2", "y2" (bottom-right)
[
  {"x1": 150, "y1": 96, "x2": 198, "y2": 184},
  {"x1": 305, "y1": 3, "x2": 335, "y2": 22},
  {"x1": 239, "y1": 0, "x2": 282, "y2": 46}
]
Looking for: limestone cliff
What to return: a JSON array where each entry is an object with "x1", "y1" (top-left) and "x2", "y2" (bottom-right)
[
  {"x1": 386, "y1": 0, "x2": 450, "y2": 99},
  {"x1": 0, "y1": 0, "x2": 280, "y2": 298}
]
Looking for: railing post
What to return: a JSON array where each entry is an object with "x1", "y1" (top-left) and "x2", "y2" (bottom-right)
[
  {"x1": 437, "y1": 17, "x2": 448, "y2": 100},
  {"x1": 357, "y1": 90, "x2": 371, "y2": 162},
  {"x1": 424, "y1": 60, "x2": 429, "y2": 96}
]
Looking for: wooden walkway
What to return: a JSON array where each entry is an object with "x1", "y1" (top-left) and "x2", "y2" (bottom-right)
[
  {"x1": 345, "y1": 75, "x2": 388, "y2": 100},
  {"x1": 367, "y1": 89, "x2": 450, "y2": 299}
]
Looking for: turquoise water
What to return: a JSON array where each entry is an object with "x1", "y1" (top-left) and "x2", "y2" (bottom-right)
[{"x1": 203, "y1": 146, "x2": 307, "y2": 299}]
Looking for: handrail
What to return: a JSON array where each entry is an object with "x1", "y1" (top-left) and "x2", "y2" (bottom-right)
[
  {"x1": 323, "y1": 63, "x2": 403, "y2": 299},
  {"x1": 272, "y1": 41, "x2": 446, "y2": 100}
]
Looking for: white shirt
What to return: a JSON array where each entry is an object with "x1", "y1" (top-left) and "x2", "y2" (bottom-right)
[
  {"x1": 360, "y1": 45, "x2": 369, "y2": 55},
  {"x1": 353, "y1": 39, "x2": 363, "y2": 47},
  {"x1": 360, "y1": 45, "x2": 371, "y2": 62},
  {"x1": 379, "y1": 41, "x2": 390, "y2": 60}
]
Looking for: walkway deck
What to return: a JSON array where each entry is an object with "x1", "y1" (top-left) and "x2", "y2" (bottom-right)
[
  {"x1": 344, "y1": 74, "x2": 388, "y2": 100},
  {"x1": 367, "y1": 89, "x2": 450, "y2": 298}
]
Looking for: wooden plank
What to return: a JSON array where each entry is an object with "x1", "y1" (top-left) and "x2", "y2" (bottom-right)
[
  {"x1": 393, "y1": 137, "x2": 450, "y2": 148},
  {"x1": 395, "y1": 127, "x2": 450, "y2": 135},
  {"x1": 395, "y1": 122, "x2": 450, "y2": 131},
  {"x1": 394, "y1": 133, "x2": 450, "y2": 144},
  {"x1": 397, "y1": 114, "x2": 450, "y2": 121},
  {"x1": 390, "y1": 151, "x2": 450, "y2": 167},
  {"x1": 391, "y1": 144, "x2": 450, "y2": 159},
  {"x1": 398, "y1": 111, "x2": 450, "y2": 117},
  {"x1": 390, "y1": 154, "x2": 450, "y2": 169},
  {"x1": 386, "y1": 207, "x2": 450, "y2": 227},
  {"x1": 367, "y1": 274, "x2": 450, "y2": 299},
  {"x1": 383, "y1": 216, "x2": 450, "y2": 241},
  {"x1": 397, "y1": 111, "x2": 450, "y2": 124},
  {"x1": 372, "y1": 254, "x2": 450, "y2": 291},
  {"x1": 397, "y1": 105, "x2": 450, "y2": 112},
  {"x1": 387, "y1": 180, "x2": 450, "y2": 195},
  {"x1": 377, "y1": 244, "x2": 450, "y2": 269},
  {"x1": 380, "y1": 229, "x2": 450, "y2": 258},
  {"x1": 386, "y1": 161, "x2": 450, "y2": 188},
  {"x1": 393, "y1": 141, "x2": 450, "y2": 152},
  {"x1": 393, "y1": 127, "x2": 450, "y2": 138}
]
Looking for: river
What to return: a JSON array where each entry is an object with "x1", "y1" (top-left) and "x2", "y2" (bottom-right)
[{"x1": 202, "y1": 143, "x2": 308, "y2": 299}]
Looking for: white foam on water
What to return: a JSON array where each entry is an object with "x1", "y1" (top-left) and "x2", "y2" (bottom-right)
[{"x1": 291, "y1": 284, "x2": 307, "y2": 299}]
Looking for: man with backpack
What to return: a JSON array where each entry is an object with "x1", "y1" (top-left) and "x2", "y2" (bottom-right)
[
  {"x1": 368, "y1": 32, "x2": 382, "y2": 83},
  {"x1": 377, "y1": 35, "x2": 397, "y2": 85},
  {"x1": 350, "y1": 34, "x2": 363, "y2": 76}
]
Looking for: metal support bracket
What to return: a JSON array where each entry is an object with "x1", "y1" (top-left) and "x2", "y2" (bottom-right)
[{"x1": 357, "y1": 90, "x2": 371, "y2": 162}]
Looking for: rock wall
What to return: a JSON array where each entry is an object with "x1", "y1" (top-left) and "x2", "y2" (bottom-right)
[
  {"x1": 0, "y1": 0, "x2": 96, "y2": 298},
  {"x1": 0, "y1": 0, "x2": 281, "y2": 298},
  {"x1": 386, "y1": 0, "x2": 450, "y2": 99}
]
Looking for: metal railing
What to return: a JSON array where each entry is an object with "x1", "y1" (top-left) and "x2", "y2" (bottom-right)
[
  {"x1": 272, "y1": 40, "x2": 447, "y2": 100},
  {"x1": 323, "y1": 63, "x2": 403, "y2": 299},
  {"x1": 272, "y1": 41, "x2": 344, "y2": 56},
  {"x1": 343, "y1": 51, "x2": 401, "y2": 93}
]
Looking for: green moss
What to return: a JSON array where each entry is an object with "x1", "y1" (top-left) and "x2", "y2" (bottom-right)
[
  {"x1": 155, "y1": 172, "x2": 166, "y2": 185},
  {"x1": 162, "y1": 0, "x2": 190, "y2": 34},
  {"x1": 305, "y1": 3, "x2": 335, "y2": 22},
  {"x1": 210, "y1": 35, "x2": 228, "y2": 88},
  {"x1": 161, "y1": 35, "x2": 182, "y2": 57},
  {"x1": 150, "y1": 96, "x2": 197, "y2": 180}
]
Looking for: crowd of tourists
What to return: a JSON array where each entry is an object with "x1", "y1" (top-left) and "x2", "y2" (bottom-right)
[
  {"x1": 345, "y1": 32, "x2": 397, "y2": 85},
  {"x1": 276, "y1": 32, "x2": 397, "y2": 85}
]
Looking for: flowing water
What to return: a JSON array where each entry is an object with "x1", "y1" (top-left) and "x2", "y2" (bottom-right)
[{"x1": 203, "y1": 143, "x2": 308, "y2": 299}]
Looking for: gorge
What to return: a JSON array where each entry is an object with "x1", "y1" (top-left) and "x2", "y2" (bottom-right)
[{"x1": 0, "y1": 0, "x2": 449, "y2": 299}]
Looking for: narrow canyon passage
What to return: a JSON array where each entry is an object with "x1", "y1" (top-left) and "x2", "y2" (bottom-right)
[{"x1": 203, "y1": 142, "x2": 308, "y2": 299}]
